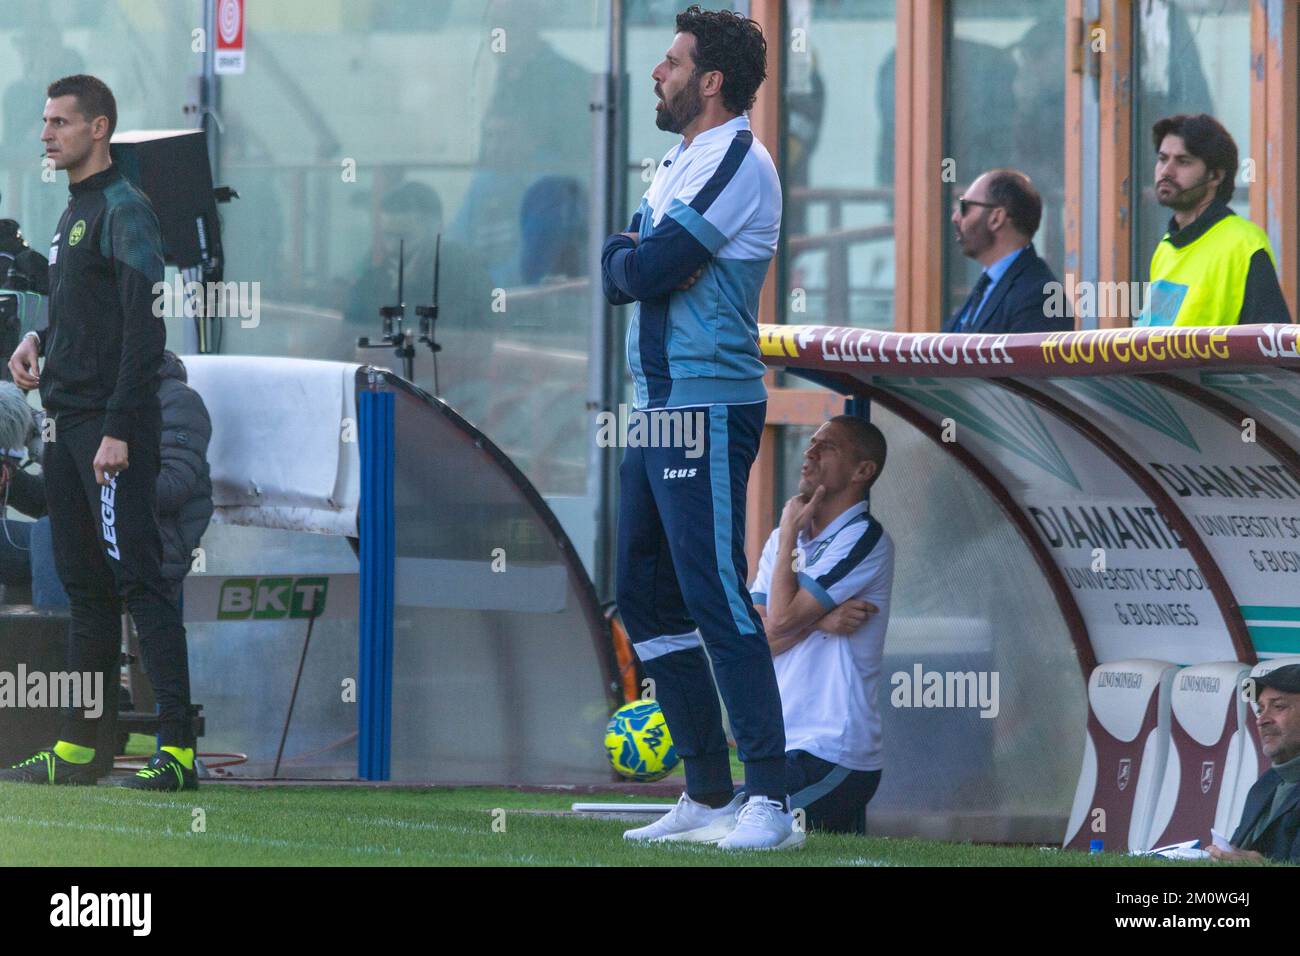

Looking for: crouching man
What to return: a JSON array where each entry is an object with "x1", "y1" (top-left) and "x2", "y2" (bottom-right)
[{"x1": 750, "y1": 415, "x2": 894, "y2": 834}]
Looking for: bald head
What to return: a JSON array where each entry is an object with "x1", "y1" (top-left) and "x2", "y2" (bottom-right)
[{"x1": 953, "y1": 168, "x2": 1041, "y2": 266}]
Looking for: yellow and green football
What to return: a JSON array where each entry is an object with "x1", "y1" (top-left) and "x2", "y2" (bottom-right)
[{"x1": 604, "y1": 700, "x2": 679, "y2": 781}]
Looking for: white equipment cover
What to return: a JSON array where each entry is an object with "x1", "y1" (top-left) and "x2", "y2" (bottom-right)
[{"x1": 180, "y1": 355, "x2": 362, "y2": 537}]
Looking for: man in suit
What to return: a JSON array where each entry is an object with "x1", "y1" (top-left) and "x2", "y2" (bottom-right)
[
  {"x1": 1210, "y1": 664, "x2": 1300, "y2": 863},
  {"x1": 943, "y1": 169, "x2": 1071, "y2": 335}
]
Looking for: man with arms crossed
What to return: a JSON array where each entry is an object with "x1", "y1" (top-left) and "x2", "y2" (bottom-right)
[
  {"x1": 604, "y1": 7, "x2": 794, "y2": 848},
  {"x1": 751, "y1": 416, "x2": 893, "y2": 833},
  {"x1": 5, "y1": 75, "x2": 197, "y2": 790}
]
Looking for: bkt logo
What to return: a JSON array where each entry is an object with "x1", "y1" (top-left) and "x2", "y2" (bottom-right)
[
  {"x1": 663, "y1": 468, "x2": 698, "y2": 480},
  {"x1": 218, "y1": 576, "x2": 328, "y2": 620}
]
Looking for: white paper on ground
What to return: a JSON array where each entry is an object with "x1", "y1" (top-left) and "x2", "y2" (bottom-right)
[{"x1": 1138, "y1": 839, "x2": 1209, "y2": 859}]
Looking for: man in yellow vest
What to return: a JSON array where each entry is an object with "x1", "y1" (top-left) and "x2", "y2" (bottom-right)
[{"x1": 1143, "y1": 113, "x2": 1291, "y2": 327}]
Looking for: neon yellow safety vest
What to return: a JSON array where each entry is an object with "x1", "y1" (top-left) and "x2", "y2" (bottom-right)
[{"x1": 1145, "y1": 213, "x2": 1277, "y2": 326}]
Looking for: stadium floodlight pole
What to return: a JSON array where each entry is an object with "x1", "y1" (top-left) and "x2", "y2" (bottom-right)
[
  {"x1": 357, "y1": 237, "x2": 417, "y2": 382},
  {"x1": 415, "y1": 233, "x2": 443, "y2": 396}
]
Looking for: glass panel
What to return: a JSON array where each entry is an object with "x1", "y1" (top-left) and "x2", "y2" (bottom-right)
[
  {"x1": 782, "y1": 0, "x2": 897, "y2": 330},
  {"x1": 775, "y1": 407, "x2": 1086, "y2": 830},
  {"x1": 0, "y1": 0, "x2": 203, "y2": 291},
  {"x1": 218, "y1": 0, "x2": 607, "y2": 497},
  {"x1": 0, "y1": 1, "x2": 203, "y2": 547},
  {"x1": 387, "y1": 379, "x2": 612, "y2": 784},
  {"x1": 1131, "y1": 0, "x2": 1251, "y2": 284},
  {"x1": 944, "y1": 1, "x2": 1066, "y2": 322},
  {"x1": 185, "y1": 523, "x2": 360, "y2": 778}
]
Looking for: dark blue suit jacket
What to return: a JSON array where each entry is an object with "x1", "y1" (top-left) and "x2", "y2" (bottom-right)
[
  {"x1": 1229, "y1": 768, "x2": 1300, "y2": 863},
  {"x1": 942, "y1": 244, "x2": 1072, "y2": 335}
]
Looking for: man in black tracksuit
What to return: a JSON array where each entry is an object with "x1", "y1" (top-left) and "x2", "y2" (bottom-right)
[
  {"x1": 1, "y1": 353, "x2": 215, "y2": 612},
  {"x1": 4, "y1": 74, "x2": 197, "y2": 791}
]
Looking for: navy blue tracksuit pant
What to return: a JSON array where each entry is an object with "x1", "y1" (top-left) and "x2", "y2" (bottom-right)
[
  {"x1": 787, "y1": 750, "x2": 882, "y2": 834},
  {"x1": 616, "y1": 401, "x2": 786, "y2": 800}
]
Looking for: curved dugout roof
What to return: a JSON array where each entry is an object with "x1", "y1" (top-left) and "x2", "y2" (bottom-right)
[{"x1": 762, "y1": 323, "x2": 1300, "y2": 673}]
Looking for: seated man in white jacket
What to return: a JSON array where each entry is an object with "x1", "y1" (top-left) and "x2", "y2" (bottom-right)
[{"x1": 750, "y1": 415, "x2": 894, "y2": 833}]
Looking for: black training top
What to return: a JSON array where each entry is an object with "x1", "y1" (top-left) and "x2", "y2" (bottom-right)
[{"x1": 34, "y1": 163, "x2": 165, "y2": 443}]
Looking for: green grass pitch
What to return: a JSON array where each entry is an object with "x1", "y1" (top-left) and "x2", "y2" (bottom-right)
[{"x1": 0, "y1": 781, "x2": 1211, "y2": 867}]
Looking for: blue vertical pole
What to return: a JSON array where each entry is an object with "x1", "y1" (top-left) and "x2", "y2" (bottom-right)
[{"x1": 358, "y1": 390, "x2": 394, "y2": 780}]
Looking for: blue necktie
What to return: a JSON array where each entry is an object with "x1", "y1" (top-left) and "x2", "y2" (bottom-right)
[{"x1": 956, "y1": 271, "x2": 992, "y2": 332}]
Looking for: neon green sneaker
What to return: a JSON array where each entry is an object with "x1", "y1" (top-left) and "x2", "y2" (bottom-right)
[
  {"x1": 118, "y1": 750, "x2": 198, "y2": 791},
  {"x1": 0, "y1": 750, "x2": 101, "y2": 785}
]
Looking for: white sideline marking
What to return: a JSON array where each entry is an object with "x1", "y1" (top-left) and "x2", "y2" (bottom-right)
[
  {"x1": 0, "y1": 814, "x2": 410, "y2": 858},
  {"x1": 0, "y1": 814, "x2": 521, "y2": 864},
  {"x1": 827, "y1": 857, "x2": 895, "y2": 866},
  {"x1": 64, "y1": 794, "x2": 478, "y2": 835},
  {"x1": 0, "y1": 812, "x2": 897, "y2": 866}
]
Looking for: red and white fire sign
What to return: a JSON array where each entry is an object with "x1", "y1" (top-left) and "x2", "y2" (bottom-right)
[{"x1": 215, "y1": 0, "x2": 246, "y2": 75}]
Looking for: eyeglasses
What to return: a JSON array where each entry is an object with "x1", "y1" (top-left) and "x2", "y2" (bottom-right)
[{"x1": 956, "y1": 198, "x2": 1000, "y2": 217}]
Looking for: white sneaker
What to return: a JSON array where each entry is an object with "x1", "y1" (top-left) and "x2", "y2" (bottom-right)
[
  {"x1": 623, "y1": 791, "x2": 744, "y2": 843},
  {"x1": 715, "y1": 796, "x2": 806, "y2": 850}
]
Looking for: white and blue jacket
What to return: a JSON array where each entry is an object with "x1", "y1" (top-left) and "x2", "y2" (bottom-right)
[{"x1": 602, "y1": 115, "x2": 781, "y2": 410}]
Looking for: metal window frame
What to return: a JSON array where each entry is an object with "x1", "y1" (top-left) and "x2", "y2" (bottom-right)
[
  {"x1": 754, "y1": 0, "x2": 1300, "y2": 533},
  {"x1": 1252, "y1": 0, "x2": 1298, "y2": 315}
]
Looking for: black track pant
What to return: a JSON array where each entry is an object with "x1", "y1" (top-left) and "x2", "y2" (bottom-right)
[{"x1": 44, "y1": 409, "x2": 193, "y2": 749}]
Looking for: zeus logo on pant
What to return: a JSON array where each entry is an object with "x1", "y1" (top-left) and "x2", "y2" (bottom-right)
[
  {"x1": 662, "y1": 468, "x2": 698, "y2": 480},
  {"x1": 101, "y1": 477, "x2": 121, "y2": 561}
]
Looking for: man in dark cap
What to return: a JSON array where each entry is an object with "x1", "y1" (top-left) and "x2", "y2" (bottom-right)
[{"x1": 1210, "y1": 664, "x2": 1300, "y2": 863}]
